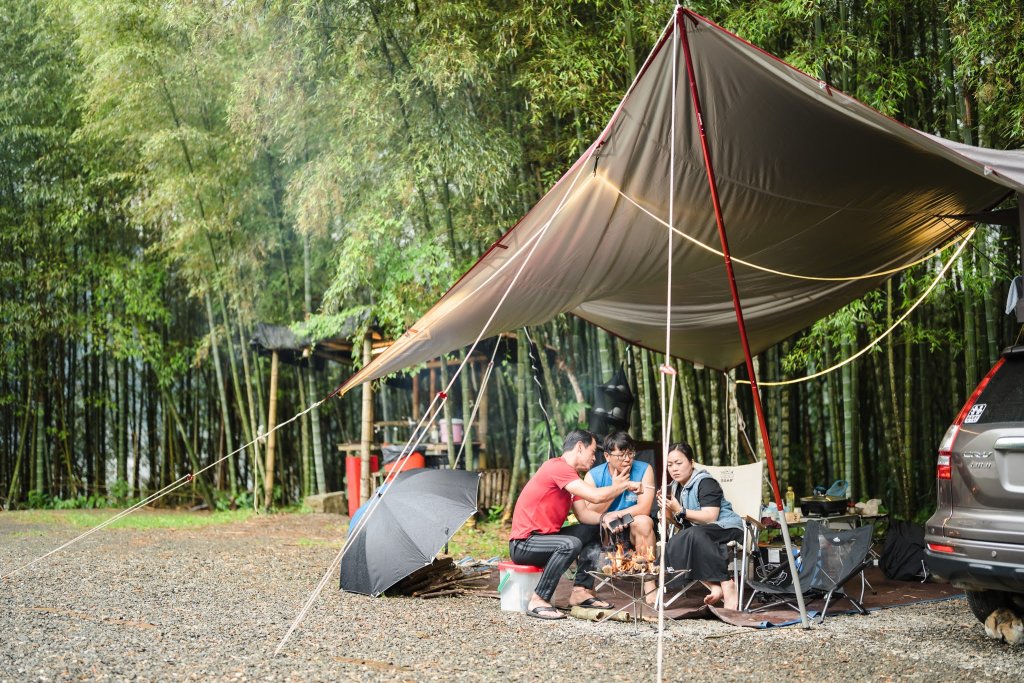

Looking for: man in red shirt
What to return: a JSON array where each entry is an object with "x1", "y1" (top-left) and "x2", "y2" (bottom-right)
[{"x1": 509, "y1": 429, "x2": 642, "y2": 619}]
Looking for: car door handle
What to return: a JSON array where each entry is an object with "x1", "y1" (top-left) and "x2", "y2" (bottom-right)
[{"x1": 993, "y1": 437, "x2": 1024, "y2": 451}]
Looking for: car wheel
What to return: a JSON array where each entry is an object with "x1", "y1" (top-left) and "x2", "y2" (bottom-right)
[{"x1": 966, "y1": 589, "x2": 1022, "y2": 623}]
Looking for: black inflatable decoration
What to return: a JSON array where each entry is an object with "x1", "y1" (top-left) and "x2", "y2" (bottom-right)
[{"x1": 589, "y1": 365, "x2": 633, "y2": 437}]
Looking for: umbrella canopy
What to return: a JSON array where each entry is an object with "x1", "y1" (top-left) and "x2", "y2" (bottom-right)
[
  {"x1": 340, "y1": 9, "x2": 1024, "y2": 392},
  {"x1": 340, "y1": 468, "x2": 480, "y2": 597}
]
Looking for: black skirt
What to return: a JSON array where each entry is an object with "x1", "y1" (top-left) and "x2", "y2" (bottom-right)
[{"x1": 663, "y1": 524, "x2": 744, "y2": 582}]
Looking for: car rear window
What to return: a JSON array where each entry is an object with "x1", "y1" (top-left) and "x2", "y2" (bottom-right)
[{"x1": 968, "y1": 358, "x2": 1024, "y2": 424}]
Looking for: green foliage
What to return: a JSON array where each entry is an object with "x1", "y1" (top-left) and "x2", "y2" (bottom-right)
[
  {"x1": 214, "y1": 489, "x2": 255, "y2": 512},
  {"x1": 442, "y1": 518, "x2": 509, "y2": 560},
  {"x1": 2, "y1": 0, "x2": 1024, "y2": 523}
]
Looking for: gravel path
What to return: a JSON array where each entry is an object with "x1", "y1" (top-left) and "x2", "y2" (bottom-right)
[{"x1": 1, "y1": 511, "x2": 1021, "y2": 682}]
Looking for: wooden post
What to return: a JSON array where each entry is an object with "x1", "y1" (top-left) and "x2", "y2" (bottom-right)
[
  {"x1": 263, "y1": 350, "x2": 280, "y2": 510},
  {"x1": 360, "y1": 335, "x2": 374, "y2": 506},
  {"x1": 411, "y1": 373, "x2": 420, "y2": 421}
]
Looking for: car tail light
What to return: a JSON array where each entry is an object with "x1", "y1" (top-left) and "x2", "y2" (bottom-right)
[
  {"x1": 936, "y1": 358, "x2": 1005, "y2": 480},
  {"x1": 927, "y1": 543, "x2": 955, "y2": 554}
]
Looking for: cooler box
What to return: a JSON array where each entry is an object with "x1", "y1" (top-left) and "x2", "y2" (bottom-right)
[
  {"x1": 497, "y1": 561, "x2": 543, "y2": 612},
  {"x1": 383, "y1": 452, "x2": 426, "y2": 480}
]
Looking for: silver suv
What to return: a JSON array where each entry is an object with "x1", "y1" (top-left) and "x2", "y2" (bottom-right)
[{"x1": 925, "y1": 346, "x2": 1024, "y2": 623}]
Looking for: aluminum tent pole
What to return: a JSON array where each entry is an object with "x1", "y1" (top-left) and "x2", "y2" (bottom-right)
[{"x1": 678, "y1": 11, "x2": 809, "y2": 627}]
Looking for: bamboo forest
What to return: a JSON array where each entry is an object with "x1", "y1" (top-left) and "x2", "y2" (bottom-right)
[{"x1": 3, "y1": 0, "x2": 1023, "y2": 523}]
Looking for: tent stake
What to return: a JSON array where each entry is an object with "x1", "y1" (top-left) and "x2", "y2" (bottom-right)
[{"x1": 678, "y1": 10, "x2": 809, "y2": 628}]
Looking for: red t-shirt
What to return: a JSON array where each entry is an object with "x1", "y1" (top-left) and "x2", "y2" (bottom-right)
[{"x1": 509, "y1": 458, "x2": 581, "y2": 540}]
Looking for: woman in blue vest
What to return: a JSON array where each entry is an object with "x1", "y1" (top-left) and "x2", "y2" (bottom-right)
[{"x1": 658, "y1": 442, "x2": 745, "y2": 610}]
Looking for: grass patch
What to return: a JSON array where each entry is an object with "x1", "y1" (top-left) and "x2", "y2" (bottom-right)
[
  {"x1": 442, "y1": 518, "x2": 510, "y2": 560},
  {"x1": 9, "y1": 509, "x2": 255, "y2": 530}
]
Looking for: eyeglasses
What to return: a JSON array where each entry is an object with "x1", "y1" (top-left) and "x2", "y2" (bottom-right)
[{"x1": 607, "y1": 450, "x2": 635, "y2": 460}]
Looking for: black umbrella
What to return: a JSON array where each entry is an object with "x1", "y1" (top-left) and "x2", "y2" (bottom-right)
[{"x1": 340, "y1": 468, "x2": 480, "y2": 596}]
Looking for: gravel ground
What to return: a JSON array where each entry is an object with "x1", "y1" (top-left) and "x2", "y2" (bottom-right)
[{"x1": 1, "y1": 511, "x2": 1022, "y2": 682}]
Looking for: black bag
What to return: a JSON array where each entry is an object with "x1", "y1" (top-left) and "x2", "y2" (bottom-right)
[{"x1": 880, "y1": 520, "x2": 928, "y2": 581}]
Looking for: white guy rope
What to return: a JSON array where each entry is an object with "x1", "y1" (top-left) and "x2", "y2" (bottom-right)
[
  {"x1": 735, "y1": 228, "x2": 975, "y2": 387},
  {"x1": 274, "y1": 136, "x2": 606, "y2": 657},
  {"x1": 1, "y1": 395, "x2": 330, "y2": 582},
  {"x1": 453, "y1": 340, "x2": 502, "y2": 470},
  {"x1": 600, "y1": 176, "x2": 973, "y2": 283}
]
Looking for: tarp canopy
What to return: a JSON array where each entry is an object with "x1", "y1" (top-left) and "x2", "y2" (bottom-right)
[{"x1": 341, "y1": 9, "x2": 1024, "y2": 392}]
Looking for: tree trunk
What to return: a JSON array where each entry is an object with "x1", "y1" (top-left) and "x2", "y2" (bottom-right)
[
  {"x1": 840, "y1": 337, "x2": 856, "y2": 499},
  {"x1": 536, "y1": 327, "x2": 566, "y2": 436},
  {"x1": 439, "y1": 355, "x2": 456, "y2": 468},
  {"x1": 459, "y1": 349, "x2": 476, "y2": 469},
  {"x1": 502, "y1": 329, "x2": 530, "y2": 524},
  {"x1": 205, "y1": 292, "x2": 237, "y2": 496}
]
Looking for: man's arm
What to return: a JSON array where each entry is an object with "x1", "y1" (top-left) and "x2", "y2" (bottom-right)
[
  {"x1": 564, "y1": 472, "x2": 635, "y2": 505},
  {"x1": 582, "y1": 471, "x2": 615, "y2": 514},
  {"x1": 603, "y1": 466, "x2": 655, "y2": 521},
  {"x1": 571, "y1": 497, "x2": 607, "y2": 525}
]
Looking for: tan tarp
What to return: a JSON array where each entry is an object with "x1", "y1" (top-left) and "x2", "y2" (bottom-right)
[{"x1": 341, "y1": 10, "x2": 1024, "y2": 392}]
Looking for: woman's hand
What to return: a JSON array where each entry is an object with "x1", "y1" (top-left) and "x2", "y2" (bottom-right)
[{"x1": 657, "y1": 491, "x2": 682, "y2": 517}]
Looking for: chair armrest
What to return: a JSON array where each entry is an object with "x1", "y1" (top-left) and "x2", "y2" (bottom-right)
[{"x1": 743, "y1": 514, "x2": 765, "y2": 531}]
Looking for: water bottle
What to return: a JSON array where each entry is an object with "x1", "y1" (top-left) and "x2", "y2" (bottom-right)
[
  {"x1": 792, "y1": 548, "x2": 802, "y2": 572},
  {"x1": 785, "y1": 486, "x2": 795, "y2": 514}
]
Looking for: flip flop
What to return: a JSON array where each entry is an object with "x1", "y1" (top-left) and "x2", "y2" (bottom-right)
[
  {"x1": 526, "y1": 605, "x2": 565, "y2": 620},
  {"x1": 574, "y1": 597, "x2": 614, "y2": 610}
]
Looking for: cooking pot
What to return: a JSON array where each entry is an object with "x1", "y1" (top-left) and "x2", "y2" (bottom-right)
[{"x1": 799, "y1": 495, "x2": 849, "y2": 517}]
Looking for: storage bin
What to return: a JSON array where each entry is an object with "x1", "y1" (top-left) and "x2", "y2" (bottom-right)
[{"x1": 497, "y1": 561, "x2": 543, "y2": 612}]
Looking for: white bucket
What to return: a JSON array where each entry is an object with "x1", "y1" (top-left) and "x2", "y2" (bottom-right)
[{"x1": 497, "y1": 562, "x2": 543, "y2": 612}]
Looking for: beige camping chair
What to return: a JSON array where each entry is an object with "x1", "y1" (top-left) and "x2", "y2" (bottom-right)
[{"x1": 700, "y1": 461, "x2": 765, "y2": 610}]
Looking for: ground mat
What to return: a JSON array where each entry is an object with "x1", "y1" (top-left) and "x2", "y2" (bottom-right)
[{"x1": 479, "y1": 566, "x2": 963, "y2": 627}]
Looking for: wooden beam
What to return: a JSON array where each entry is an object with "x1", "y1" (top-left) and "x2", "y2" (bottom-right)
[
  {"x1": 263, "y1": 350, "x2": 280, "y2": 510},
  {"x1": 360, "y1": 335, "x2": 374, "y2": 506}
]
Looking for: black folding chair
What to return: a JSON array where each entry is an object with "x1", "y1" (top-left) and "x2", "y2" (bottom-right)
[{"x1": 745, "y1": 521, "x2": 875, "y2": 623}]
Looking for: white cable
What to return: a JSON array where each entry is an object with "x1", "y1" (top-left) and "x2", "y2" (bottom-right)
[
  {"x1": 2, "y1": 396, "x2": 329, "y2": 580},
  {"x1": 735, "y1": 229, "x2": 975, "y2": 387}
]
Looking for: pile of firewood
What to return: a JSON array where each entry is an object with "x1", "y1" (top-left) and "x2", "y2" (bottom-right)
[{"x1": 388, "y1": 557, "x2": 488, "y2": 599}]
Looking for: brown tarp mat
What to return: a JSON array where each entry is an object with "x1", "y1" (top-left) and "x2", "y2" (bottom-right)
[
  {"x1": 478, "y1": 565, "x2": 962, "y2": 628},
  {"x1": 342, "y1": 9, "x2": 1024, "y2": 392}
]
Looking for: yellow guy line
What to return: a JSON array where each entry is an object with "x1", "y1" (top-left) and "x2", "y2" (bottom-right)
[
  {"x1": 736, "y1": 228, "x2": 975, "y2": 387},
  {"x1": 599, "y1": 175, "x2": 971, "y2": 282}
]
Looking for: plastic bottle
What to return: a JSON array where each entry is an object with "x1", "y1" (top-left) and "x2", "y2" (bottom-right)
[{"x1": 784, "y1": 485, "x2": 795, "y2": 513}]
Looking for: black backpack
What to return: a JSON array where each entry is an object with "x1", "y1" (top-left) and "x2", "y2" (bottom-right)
[{"x1": 880, "y1": 520, "x2": 928, "y2": 581}]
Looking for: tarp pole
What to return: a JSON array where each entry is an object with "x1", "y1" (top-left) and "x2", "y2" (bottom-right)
[
  {"x1": 656, "y1": 8, "x2": 682, "y2": 683},
  {"x1": 1017, "y1": 192, "x2": 1024, "y2": 323},
  {"x1": 678, "y1": 10, "x2": 809, "y2": 627}
]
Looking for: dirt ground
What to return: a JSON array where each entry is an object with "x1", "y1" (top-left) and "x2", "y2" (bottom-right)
[{"x1": 1, "y1": 510, "x2": 1022, "y2": 682}]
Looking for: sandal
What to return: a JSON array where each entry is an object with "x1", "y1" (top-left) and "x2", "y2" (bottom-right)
[
  {"x1": 574, "y1": 597, "x2": 614, "y2": 610},
  {"x1": 526, "y1": 605, "x2": 565, "y2": 620}
]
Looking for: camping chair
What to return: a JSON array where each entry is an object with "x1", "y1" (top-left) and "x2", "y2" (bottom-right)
[
  {"x1": 702, "y1": 461, "x2": 765, "y2": 609},
  {"x1": 657, "y1": 461, "x2": 764, "y2": 609},
  {"x1": 745, "y1": 521, "x2": 875, "y2": 622}
]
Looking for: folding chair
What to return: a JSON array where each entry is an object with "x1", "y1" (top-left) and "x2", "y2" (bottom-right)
[
  {"x1": 656, "y1": 461, "x2": 764, "y2": 609},
  {"x1": 745, "y1": 521, "x2": 875, "y2": 622},
  {"x1": 701, "y1": 461, "x2": 765, "y2": 609}
]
